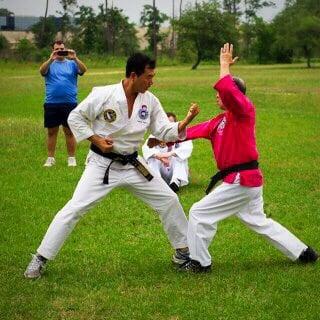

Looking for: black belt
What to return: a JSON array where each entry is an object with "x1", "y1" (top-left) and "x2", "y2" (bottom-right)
[
  {"x1": 205, "y1": 160, "x2": 259, "y2": 194},
  {"x1": 90, "y1": 144, "x2": 153, "y2": 184}
]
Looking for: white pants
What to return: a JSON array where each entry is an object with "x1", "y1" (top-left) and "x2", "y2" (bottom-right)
[
  {"x1": 37, "y1": 159, "x2": 188, "y2": 260},
  {"x1": 147, "y1": 157, "x2": 189, "y2": 187},
  {"x1": 188, "y1": 181, "x2": 307, "y2": 267}
]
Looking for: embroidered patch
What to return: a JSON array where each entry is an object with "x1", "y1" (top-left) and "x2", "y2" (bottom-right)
[
  {"x1": 103, "y1": 109, "x2": 117, "y2": 123},
  {"x1": 138, "y1": 105, "x2": 149, "y2": 120},
  {"x1": 217, "y1": 117, "x2": 226, "y2": 134}
]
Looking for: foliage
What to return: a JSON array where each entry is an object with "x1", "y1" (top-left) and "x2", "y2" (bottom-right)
[
  {"x1": 31, "y1": 16, "x2": 58, "y2": 49},
  {"x1": 73, "y1": 6, "x2": 98, "y2": 53},
  {"x1": 99, "y1": 6, "x2": 138, "y2": 56},
  {"x1": 0, "y1": 8, "x2": 13, "y2": 15},
  {"x1": 15, "y1": 38, "x2": 36, "y2": 61},
  {"x1": 223, "y1": 0, "x2": 242, "y2": 17},
  {"x1": 176, "y1": 1, "x2": 238, "y2": 69},
  {"x1": 0, "y1": 34, "x2": 9, "y2": 51},
  {"x1": 272, "y1": 0, "x2": 320, "y2": 67},
  {"x1": 244, "y1": 0, "x2": 275, "y2": 21},
  {"x1": 57, "y1": 0, "x2": 78, "y2": 40},
  {"x1": 140, "y1": 4, "x2": 169, "y2": 53},
  {"x1": 72, "y1": 5, "x2": 138, "y2": 56}
]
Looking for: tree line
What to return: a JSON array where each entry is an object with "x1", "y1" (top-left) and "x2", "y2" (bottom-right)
[{"x1": 0, "y1": 0, "x2": 319, "y2": 68}]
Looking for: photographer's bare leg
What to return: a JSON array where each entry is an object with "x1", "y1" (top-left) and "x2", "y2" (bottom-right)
[
  {"x1": 63, "y1": 126, "x2": 76, "y2": 157},
  {"x1": 47, "y1": 127, "x2": 59, "y2": 157}
]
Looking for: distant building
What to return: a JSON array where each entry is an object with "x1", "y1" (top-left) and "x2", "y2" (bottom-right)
[
  {"x1": 0, "y1": 13, "x2": 15, "y2": 30},
  {"x1": 0, "y1": 15, "x2": 63, "y2": 31},
  {"x1": 15, "y1": 16, "x2": 40, "y2": 31}
]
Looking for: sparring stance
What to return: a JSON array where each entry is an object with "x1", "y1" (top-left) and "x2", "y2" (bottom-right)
[
  {"x1": 24, "y1": 53, "x2": 199, "y2": 279},
  {"x1": 142, "y1": 112, "x2": 193, "y2": 192},
  {"x1": 149, "y1": 43, "x2": 318, "y2": 273}
]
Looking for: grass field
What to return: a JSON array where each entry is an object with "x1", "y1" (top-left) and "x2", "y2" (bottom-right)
[{"x1": 0, "y1": 61, "x2": 319, "y2": 320}]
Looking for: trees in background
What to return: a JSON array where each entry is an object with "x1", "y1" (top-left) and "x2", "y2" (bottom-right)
[
  {"x1": 31, "y1": 16, "x2": 58, "y2": 48},
  {"x1": 57, "y1": 0, "x2": 77, "y2": 41},
  {"x1": 2, "y1": 0, "x2": 318, "y2": 66},
  {"x1": 71, "y1": 5, "x2": 138, "y2": 56},
  {"x1": 176, "y1": 1, "x2": 237, "y2": 69},
  {"x1": 140, "y1": 4, "x2": 168, "y2": 58},
  {"x1": 272, "y1": 0, "x2": 320, "y2": 67}
]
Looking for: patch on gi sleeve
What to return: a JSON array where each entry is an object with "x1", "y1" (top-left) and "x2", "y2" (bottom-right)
[{"x1": 104, "y1": 109, "x2": 117, "y2": 123}]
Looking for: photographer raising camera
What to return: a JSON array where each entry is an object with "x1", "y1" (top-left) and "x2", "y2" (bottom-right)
[{"x1": 40, "y1": 40, "x2": 87, "y2": 167}]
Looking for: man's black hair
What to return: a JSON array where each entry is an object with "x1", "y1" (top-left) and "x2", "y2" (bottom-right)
[
  {"x1": 232, "y1": 76, "x2": 246, "y2": 95},
  {"x1": 126, "y1": 53, "x2": 156, "y2": 78}
]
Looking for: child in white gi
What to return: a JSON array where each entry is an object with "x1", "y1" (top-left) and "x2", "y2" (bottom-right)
[{"x1": 142, "y1": 112, "x2": 193, "y2": 192}]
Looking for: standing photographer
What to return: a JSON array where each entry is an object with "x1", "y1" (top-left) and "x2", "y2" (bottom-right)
[{"x1": 40, "y1": 40, "x2": 87, "y2": 167}]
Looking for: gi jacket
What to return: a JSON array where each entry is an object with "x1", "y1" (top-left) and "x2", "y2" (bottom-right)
[
  {"x1": 186, "y1": 75, "x2": 263, "y2": 187},
  {"x1": 68, "y1": 81, "x2": 186, "y2": 158}
]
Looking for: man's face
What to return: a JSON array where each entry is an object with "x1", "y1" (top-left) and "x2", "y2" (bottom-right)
[
  {"x1": 132, "y1": 67, "x2": 155, "y2": 93},
  {"x1": 216, "y1": 93, "x2": 226, "y2": 110},
  {"x1": 53, "y1": 43, "x2": 65, "y2": 60}
]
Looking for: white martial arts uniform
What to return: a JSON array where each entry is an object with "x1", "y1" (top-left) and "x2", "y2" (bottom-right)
[
  {"x1": 142, "y1": 137, "x2": 193, "y2": 187},
  {"x1": 37, "y1": 81, "x2": 188, "y2": 260},
  {"x1": 188, "y1": 175, "x2": 307, "y2": 267}
]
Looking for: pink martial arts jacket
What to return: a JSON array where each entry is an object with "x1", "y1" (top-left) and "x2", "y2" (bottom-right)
[{"x1": 186, "y1": 74, "x2": 263, "y2": 187}]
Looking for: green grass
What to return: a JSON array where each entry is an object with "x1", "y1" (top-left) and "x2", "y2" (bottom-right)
[{"x1": 0, "y1": 62, "x2": 319, "y2": 320}]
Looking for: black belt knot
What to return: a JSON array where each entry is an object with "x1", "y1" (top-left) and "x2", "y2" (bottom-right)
[
  {"x1": 206, "y1": 160, "x2": 259, "y2": 194},
  {"x1": 90, "y1": 144, "x2": 153, "y2": 184}
]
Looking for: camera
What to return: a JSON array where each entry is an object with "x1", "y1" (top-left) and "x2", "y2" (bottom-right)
[{"x1": 57, "y1": 50, "x2": 69, "y2": 56}]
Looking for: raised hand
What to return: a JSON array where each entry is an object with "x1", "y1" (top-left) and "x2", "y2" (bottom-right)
[
  {"x1": 50, "y1": 50, "x2": 59, "y2": 61},
  {"x1": 219, "y1": 43, "x2": 239, "y2": 78},
  {"x1": 220, "y1": 43, "x2": 239, "y2": 67},
  {"x1": 68, "y1": 49, "x2": 77, "y2": 60}
]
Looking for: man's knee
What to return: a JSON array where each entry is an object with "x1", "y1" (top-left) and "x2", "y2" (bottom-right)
[
  {"x1": 63, "y1": 127, "x2": 74, "y2": 138},
  {"x1": 48, "y1": 127, "x2": 59, "y2": 137}
]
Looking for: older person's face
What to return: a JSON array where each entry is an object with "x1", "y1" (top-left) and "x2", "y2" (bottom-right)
[{"x1": 216, "y1": 93, "x2": 226, "y2": 110}]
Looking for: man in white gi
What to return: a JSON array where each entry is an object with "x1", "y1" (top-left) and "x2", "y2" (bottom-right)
[
  {"x1": 24, "y1": 53, "x2": 200, "y2": 279},
  {"x1": 142, "y1": 112, "x2": 193, "y2": 192}
]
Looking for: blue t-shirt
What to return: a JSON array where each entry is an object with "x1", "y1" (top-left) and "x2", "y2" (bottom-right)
[{"x1": 44, "y1": 59, "x2": 79, "y2": 104}]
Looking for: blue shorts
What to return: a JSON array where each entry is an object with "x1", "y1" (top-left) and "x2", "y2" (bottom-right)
[{"x1": 44, "y1": 103, "x2": 77, "y2": 128}]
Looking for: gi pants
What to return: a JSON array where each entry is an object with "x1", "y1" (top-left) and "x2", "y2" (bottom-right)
[
  {"x1": 37, "y1": 154, "x2": 188, "y2": 260},
  {"x1": 188, "y1": 178, "x2": 307, "y2": 267},
  {"x1": 147, "y1": 156, "x2": 189, "y2": 187}
]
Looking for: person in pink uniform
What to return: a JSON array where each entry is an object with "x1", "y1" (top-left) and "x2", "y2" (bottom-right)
[
  {"x1": 180, "y1": 43, "x2": 319, "y2": 272},
  {"x1": 149, "y1": 43, "x2": 318, "y2": 272}
]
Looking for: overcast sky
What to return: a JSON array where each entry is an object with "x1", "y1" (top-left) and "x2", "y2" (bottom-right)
[{"x1": 1, "y1": 0, "x2": 285, "y2": 23}]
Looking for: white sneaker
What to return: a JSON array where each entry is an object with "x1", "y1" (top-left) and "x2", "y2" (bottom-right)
[
  {"x1": 43, "y1": 157, "x2": 55, "y2": 167},
  {"x1": 24, "y1": 254, "x2": 47, "y2": 279},
  {"x1": 68, "y1": 156, "x2": 77, "y2": 167}
]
